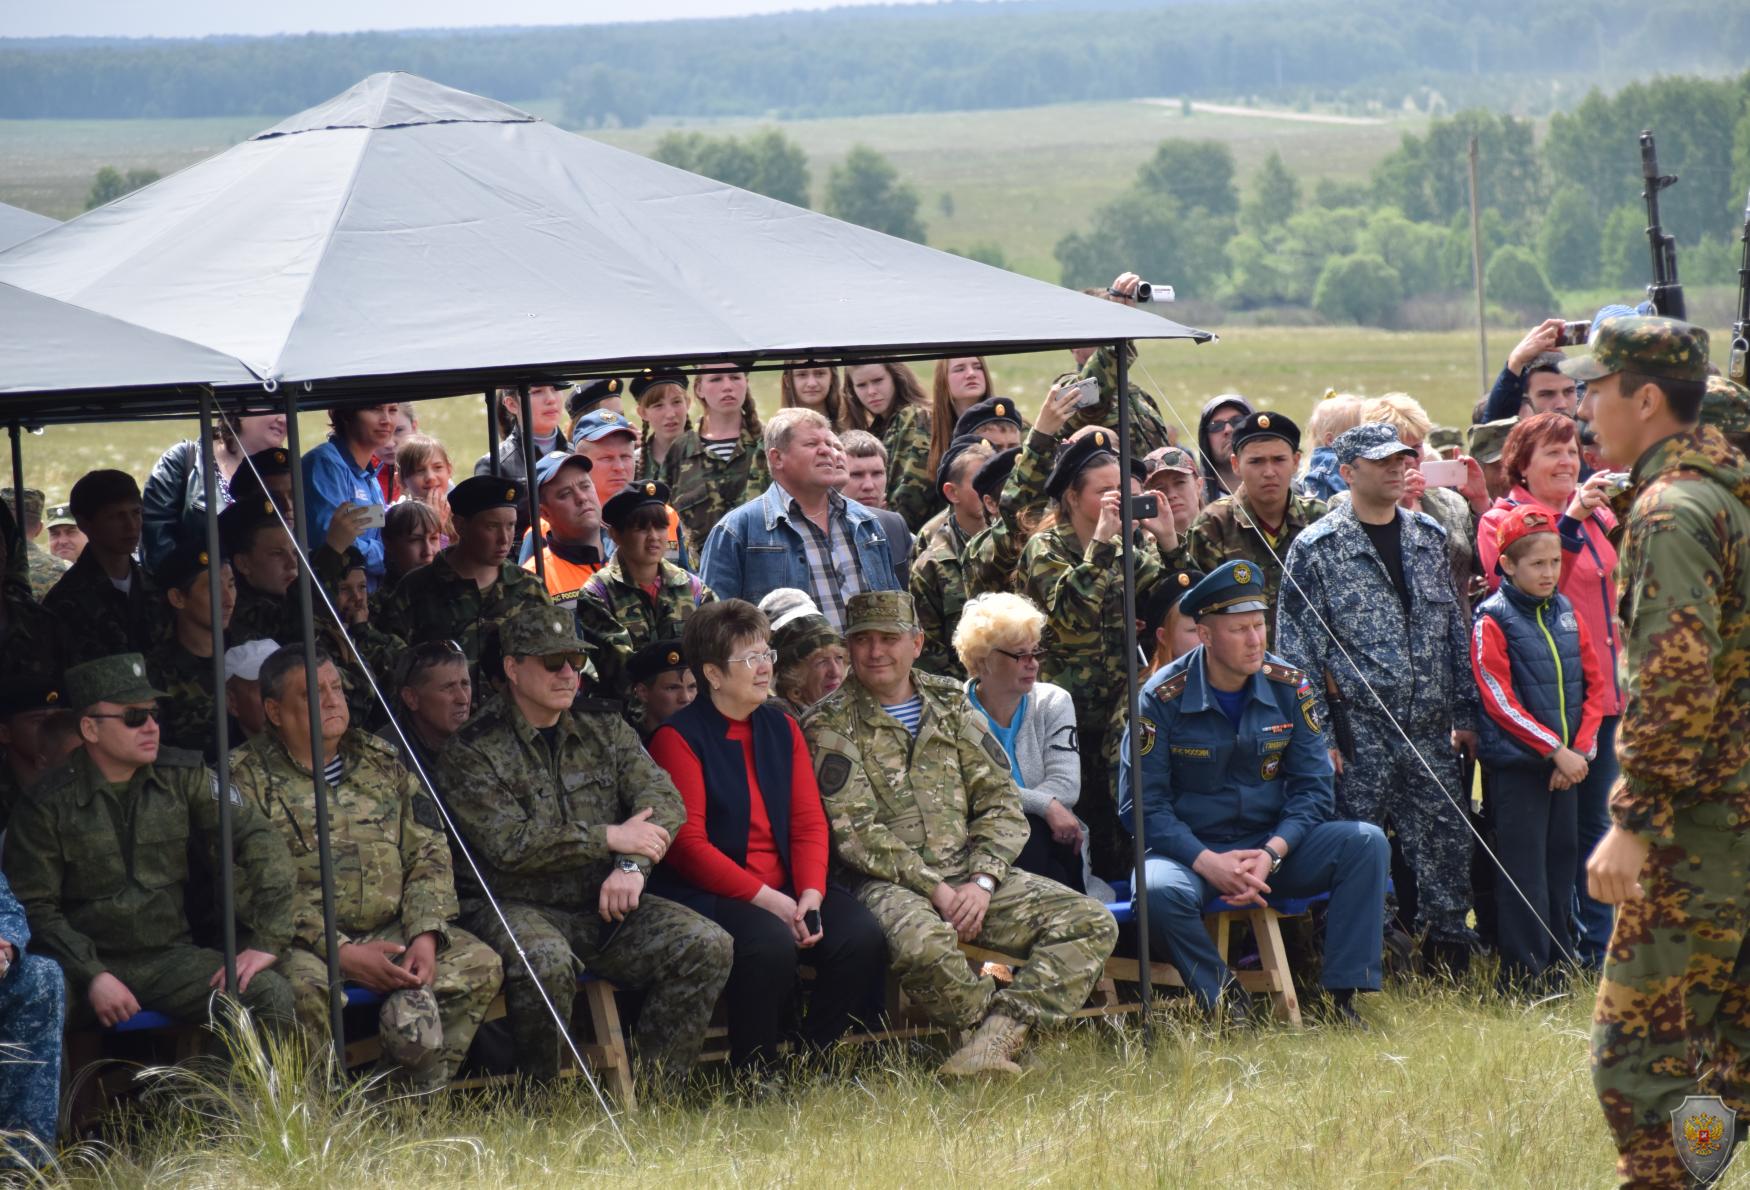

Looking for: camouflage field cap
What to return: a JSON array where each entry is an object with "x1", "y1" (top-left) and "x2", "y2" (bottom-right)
[
  {"x1": 377, "y1": 988, "x2": 442, "y2": 1069},
  {"x1": 1701, "y1": 374, "x2": 1750, "y2": 436},
  {"x1": 845, "y1": 590, "x2": 918, "y2": 636},
  {"x1": 1143, "y1": 445, "x2": 1198, "y2": 489},
  {"x1": 44, "y1": 502, "x2": 76, "y2": 529},
  {"x1": 66, "y1": 653, "x2": 166, "y2": 710},
  {"x1": 0, "y1": 487, "x2": 44, "y2": 523},
  {"x1": 1466, "y1": 418, "x2": 1518, "y2": 466},
  {"x1": 500, "y1": 605, "x2": 582, "y2": 657},
  {"x1": 1427, "y1": 426, "x2": 1464, "y2": 453},
  {"x1": 1558, "y1": 315, "x2": 1709, "y2": 384}
]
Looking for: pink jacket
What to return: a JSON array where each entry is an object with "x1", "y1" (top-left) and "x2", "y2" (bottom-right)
[{"x1": 1476, "y1": 487, "x2": 1623, "y2": 717}]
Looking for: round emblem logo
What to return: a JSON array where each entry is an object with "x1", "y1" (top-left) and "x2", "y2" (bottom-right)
[
  {"x1": 645, "y1": 483, "x2": 657, "y2": 496},
  {"x1": 995, "y1": 402, "x2": 1006, "y2": 416},
  {"x1": 1233, "y1": 563, "x2": 1252, "y2": 585},
  {"x1": 667, "y1": 651, "x2": 680, "y2": 665},
  {"x1": 1257, "y1": 414, "x2": 1271, "y2": 429}
]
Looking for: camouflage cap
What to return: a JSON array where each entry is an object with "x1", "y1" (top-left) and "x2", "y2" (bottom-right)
[
  {"x1": 1333, "y1": 422, "x2": 1416, "y2": 466},
  {"x1": 1427, "y1": 426, "x2": 1463, "y2": 452},
  {"x1": 377, "y1": 988, "x2": 442, "y2": 1070},
  {"x1": 1559, "y1": 315, "x2": 1709, "y2": 384},
  {"x1": 500, "y1": 605, "x2": 583, "y2": 657},
  {"x1": 845, "y1": 590, "x2": 918, "y2": 636},
  {"x1": 1466, "y1": 417, "x2": 1518, "y2": 465},
  {"x1": 1701, "y1": 374, "x2": 1750, "y2": 437},
  {"x1": 1143, "y1": 445, "x2": 1198, "y2": 488},
  {"x1": 44, "y1": 502, "x2": 75, "y2": 529},
  {"x1": 0, "y1": 487, "x2": 44, "y2": 523},
  {"x1": 65, "y1": 653, "x2": 165, "y2": 710}
]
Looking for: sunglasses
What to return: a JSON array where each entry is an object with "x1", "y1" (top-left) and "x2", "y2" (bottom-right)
[
  {"x1": 533, "y1": 653, "x2": 589, "y2": 673},
  {"x1": 87, "y1": 706, "x2": 160, "y2": 728},
  {"x1": 994, "y1": 647, "x2": 1049, "y2": 663},
  {"x1": 1207, "y1": 416, "x2": 1247, "y2": 433}
]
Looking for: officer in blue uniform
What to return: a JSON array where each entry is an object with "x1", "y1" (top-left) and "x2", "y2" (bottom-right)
[{"x1": 1118, "y1": 561, "x2": 1389, "y2": 1025}]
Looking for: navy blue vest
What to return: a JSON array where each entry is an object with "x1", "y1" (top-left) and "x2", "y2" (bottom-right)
[
  {"x1": 1475, "y1": 583, "x2": 1586, "y2": 770},
  {"x1": 651, "y1": 696, "x2": 797, "y2": 902}
]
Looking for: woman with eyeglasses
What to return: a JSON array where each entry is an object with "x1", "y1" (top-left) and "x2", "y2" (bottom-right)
[
  {"x1": 953, "y1": 592, "x2": 1084, "y2": 892},
  {"x1": 648, "y1": 600, "x2": 886, "y2": 1074}
]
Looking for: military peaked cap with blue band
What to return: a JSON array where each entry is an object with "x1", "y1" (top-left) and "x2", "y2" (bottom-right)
[{"x1": 1180, "y1": 560, "x2": 1270, "y2": 619}]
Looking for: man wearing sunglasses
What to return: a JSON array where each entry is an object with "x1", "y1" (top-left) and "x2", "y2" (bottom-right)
[
  {"x1": 439, "y1": 606, "x2": 731, "y2": 1087},
  {"x1": 3, "y1": 653, "x2": 297, "y2": 1037}
]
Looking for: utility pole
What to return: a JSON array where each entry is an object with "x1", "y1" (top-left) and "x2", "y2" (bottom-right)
[{"x1": 1467, "y1": 135, "x2": 1489, "y2": 394}]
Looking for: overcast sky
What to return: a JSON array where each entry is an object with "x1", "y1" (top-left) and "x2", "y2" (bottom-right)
[{"x1": 3, "y1": 0, "x2": 965, "y2": 39}]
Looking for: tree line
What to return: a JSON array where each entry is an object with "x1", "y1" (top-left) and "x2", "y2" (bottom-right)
[
  {"x1": 1056, "y1": 71, "x2": 1750, "y2": 327},
  {"x1": 3, "y1": 0, "x2": 1747, "y2": 122}
]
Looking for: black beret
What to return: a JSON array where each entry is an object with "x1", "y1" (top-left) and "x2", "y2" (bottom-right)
[
  {"x1": 338, "y1": 545, "x2": 368, "y2": 574},
  {"x1": 245, "y1": 446, "x2": 292, "y2": 476},
  {"x1": 1044, "y1": 429, "x2": 1139, "y2": 500},
  {"x1": 217, "y1": 497, "x2": 282, "y2": 555},
  {"x1": 1230, "y1": 410, "x2": 1301, "y2": 455},
  {"x1": 565, "y1": 377, "x2": 623, "y2": 420},
  {"x1": 448, "y1": 475, "x2": 524, "y2": 518},
  {"x1": 629, "y1": 370, "x2": 687, "y2": 402},
  {"x1": 935, "y1": 434, "x2": 993, "y2": 495},
  {"x1": 0, "y1": 680, "x2": 63, "y2": 717},
  {"x1": 628, "y1": 638, "x2": 688, "y2": 685},
  {"x1": 602, "y1": 480, "x2": 672, "y2": 530},
  {"x1": 155, "y1": 537, "x2": 225, "y2": 593},
  {"x1": 971, "y1": 446, "x2": 1019, "y2": 503},
  {"x1": 953, "y1": 396, "x2": 1023, "y2": 439},
  {"x1": 1141, "y1": 568, "x2": 1205, "y2": 640}
]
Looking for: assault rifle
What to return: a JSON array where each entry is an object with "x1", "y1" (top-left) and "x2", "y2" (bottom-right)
[
  {"x1": 1731, "y1": 187, "x2": 1749, "y2": 387},
  {"x1": 1640, "y1": 130, "x2": 1685, "y2": 320}
]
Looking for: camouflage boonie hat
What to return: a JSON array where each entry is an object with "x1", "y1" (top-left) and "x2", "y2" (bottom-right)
[
  {"x1": 65, "y1": 653, "x2": 166, "y2": 710},
  {"x1": 1466, "y1": 418, "x2": 1518, "y2": 465},
  {"x1": 845, "y1": 590, "x2": 918, "y2": 636},
  {"x1": 1559, "y1": 315, "x2": 1709, "y2": 384},
  {"x1": 0, "y1": 487, "x2": 44, "y2": 523},
  {"x1": 1701, "y1": 374, "x2": 1750, "y2": 436},
  {"x1": 500, "y1": 606, "x2": 582, "y2": 656},
  {"x1": 377, "y1": 988, "x2": 442, "y2": 1069}
]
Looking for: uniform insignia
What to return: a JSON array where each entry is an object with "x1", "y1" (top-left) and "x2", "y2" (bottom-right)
[
  {"x1": 995, "y1": 402, "x2": 1006, "y2": 417},
  {"x1": 1177, "y1": 573, "x2": 1191, "y2": 587},
  {"x1": 645, "y1": 483, "x2": 657, "y2": 496},
  {"x1": 818, "y1": 752, "x2": 852, "y2": 795},
  {"x1": 208, "y1": 772, "x2": 244, "y2": 806},
  {"x1": 1300, "y1": 696, "x2": 1321, "y2": 733},
  {"x1": 198, "y1": 551, "x2": 208, "y2": 565},
  {"x1": 1257, "y1": 414, "x2": 1271, "y2": 429},
  {"x1": 1137, "y1": 719, "x2": 1155, "y2": 757},
  {"x1": 505, "y1": 487, "x2": 518, "y2": 501},
  {"x1": 132, "y1": 660, "x2": 144, "y2": 677},
  {"x1": 1233, "y1": 563, "x2": 1251, "y2": 585},
  {"x1": 981, "y1": 731, "x2": 1010, "y2": 770},
  {"x1": 1260, "y1": 755, "x2": 1282, "y2": 780},
  {"x1": 1094, "y1": 431, "x2": 1107, "y2": 448},
  {"x1": 608, "y1": 379, "x2": 620, "y2": 391},
  {"x1": 411, "y1": 794, "x2": 445, "y2": 832},
  {"x1": 1672, "y1": 1095, "x2": 1738, "y2": 1182},
  {"x1": 1169, "y1": 745, "x2": 1211, "y2": 759},
  {"x1": 667, "y1": 650, "x2": 680, "y2": 665}
]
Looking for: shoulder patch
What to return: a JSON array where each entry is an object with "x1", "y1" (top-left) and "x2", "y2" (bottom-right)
[
  {"x1": 818, "y1": 752, "x2": 853, "y2": 796},
  {"x1": 208, "y1": 771, "x2": 245, "y2": 807},
  {"x1": 1260, "y1": 662, "x2": 1304, "y2": 687},
  {"x1": 352, "y1": 731, "x2": 399, "y2": 758},
  {"x1": 411, "y1": 793, "x2": 445, "y2": 832},
  {"x1": 1137, "y1": 718, "x2": 1155, "y2": 756},
  {"x1": 980, "y1": 730, "x2": 1010, "y2": 771},
  {"x1": 1152, "y1": 672, "x2": 1190, "y2": 702},
  {"x1": 155, "y1": 745, "x2": 203, "y2": 768}
]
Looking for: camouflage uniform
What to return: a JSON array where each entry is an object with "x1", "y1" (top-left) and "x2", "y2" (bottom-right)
[
  {"x1": 661, "y1": 424, "x2": 770, "y2": 562},
  {"x1": 228, "y1": 576, "x2": 287, "y2": 646},
  {"x1": 1184, "y1": 489, "x2": 1326, "y2": 648},
  {"x1": 145, "y1": 637, "x2": 224, "y2": 761},
  {"x1": 802, "y1": 667, "x2": 1115, "y2": 1028},
  {"x1": 0, "y1": 587, "x2": 67, "y2": 700},
  {"x1": 231, "y1": 728, "x2": 502, "y2": 1090},
  {"x1": 575, "y1": 555, "x2": 714, "y2": 697},
  {"x1": 1565, "y1": 320, "x2": 1750, "y2": 1186},
  {"x1": 908, "y1": 517, "x2": 974, "y2": 678},
  {"x1": 376, "y1": 547, "x2": 551, "y2": 700},
  {"x1": 1064, "y1": 344, "x2": 1176, "y2": 456},
  {"x1": 42, "y1": 551, "x2": 165, "y2": 663},
  {"x1": 1019, "y1": 522, "x2": 1165, "y2": 877},
  {"x1": 0, "y1": 870, "x2": 62, "y2": 1169},
  {"x1": 20, "y1": 543, "x2": 68, "y2": 603},
  {"x1": 1277, "y1": 497, "x2": 1479, "y2": 944},
  {"x1": 962, "y1": 426, "x2": 1057, "y2": 600},
  {"x1": 883, "y1": 405, "x2": 939, "y2": 533},
  {"x1": 438, "y1": 615, "x2": 731, "y2": 1083},
  {"x1": 3, "y1": 739, "x2": 296, "y2": 1031}
]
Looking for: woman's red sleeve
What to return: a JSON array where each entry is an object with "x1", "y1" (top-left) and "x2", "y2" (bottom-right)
[
  {"x1": 786, "y1": 717, "x2": 830, "y2": 897},
  {"x1": 647, "y1": 725, "x2": 764, "y2": 901}
]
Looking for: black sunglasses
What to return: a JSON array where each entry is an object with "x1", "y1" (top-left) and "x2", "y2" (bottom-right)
[
  {"x1": 87, "y1": 706, "x2": 160, "y2": 728},
  {"x1": 534, "y1": 653, "x2": 589, "y2": 673}
]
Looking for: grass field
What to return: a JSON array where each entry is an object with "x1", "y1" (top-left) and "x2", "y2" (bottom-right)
[
  {"x1": 25, "y1": 975, "x2": 1641, "y2": 1188},
  {"x1": 9, "y1": 327, "x2": 1491, "y2": 501}
]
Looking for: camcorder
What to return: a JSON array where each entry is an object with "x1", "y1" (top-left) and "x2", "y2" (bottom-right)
[{"x1": 1108, "y1": 281, "x2": 1176, "y2": 304}]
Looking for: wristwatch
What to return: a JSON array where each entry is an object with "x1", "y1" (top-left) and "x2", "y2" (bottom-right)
[
  {"x1": 616, "y1": 858, "x2": 643, "y2": 878},
  {"x1": 1262, "y1": 845, "x2": 1284, "y2": 875},
  {"x1": 972, "y1": 873, "x2": 997, "y2": 894}
]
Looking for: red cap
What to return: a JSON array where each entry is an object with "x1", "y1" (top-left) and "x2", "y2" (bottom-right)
[{"x1": 1494, "y1": 505, "x2": 1557, "y2": 555}]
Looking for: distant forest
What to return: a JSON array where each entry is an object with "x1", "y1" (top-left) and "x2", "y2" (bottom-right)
[{"x1": 3, "y1": 0, "x2": 1749, "y2": 121}]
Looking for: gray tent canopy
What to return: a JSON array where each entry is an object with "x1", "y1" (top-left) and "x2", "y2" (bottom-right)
[
  {"x1": 0, "y1": 71, "x2": 1207, "y2": 420},
  {"x1": 0, "y1": 201, "x2": 57, "y2": 253}
]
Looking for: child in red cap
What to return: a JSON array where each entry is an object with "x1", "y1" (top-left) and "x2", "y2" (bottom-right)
[{"x1": 1470, "y1": 504, "x2": 1607, "y2": 991}]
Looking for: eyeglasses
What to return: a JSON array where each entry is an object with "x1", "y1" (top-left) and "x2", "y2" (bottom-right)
[
  {"x1": 1207, "y1": 416, "x2": 1247, "y2": 433},
  {"x1": 534, "y1": 653, "x2": 589, "y2": 673},
  {"x1": 87, "y1": 706, "x2": 160, "y2": 728},
  {"x1": 994, "y1": 648, "x2": 1049, "y2": 664},
  {"x1": 726, "y1": 648, "x2": 778, "y2": 670}
]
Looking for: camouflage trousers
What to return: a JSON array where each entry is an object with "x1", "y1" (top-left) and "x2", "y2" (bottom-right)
[
  {"x1": 856, "y1": 870, "x2": 1117, "y2": 1030},
  {"x1": 284, "y1": 924, "x2": 503, "y2": 1092},
  {"x1": 0, "y1": 953, "x2": 64, "y2": 1168},
  {"x1": 465, "y1": 895, "x2": 732, "y2": 1084},
  {"x1": 1335, "y1": 710, "x2": 1474, "y2": 943},
  {"x1": 67, "y1": 943, "x2": 295, "y2": 1036},
  {"x1": 1593, "y1": 802, "x2": 1750, "y2": 1188}
]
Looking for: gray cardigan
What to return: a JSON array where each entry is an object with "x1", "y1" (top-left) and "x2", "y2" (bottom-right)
[{"x1": 964, "y1": 678, "x2": 1081, "y2": 817}]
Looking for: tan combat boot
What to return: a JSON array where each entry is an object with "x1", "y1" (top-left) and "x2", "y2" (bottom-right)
[{"x1": 938, "y1": 1012, "x2": 1028, "y2": 1077}]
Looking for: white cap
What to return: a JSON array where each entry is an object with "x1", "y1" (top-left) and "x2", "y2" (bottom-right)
[
  {"x1": 225, "y1": 638, "x2": 280, "y2": 681},
  {"x1": 758, "y1": 587, "x2": 823, "y2": 633}
]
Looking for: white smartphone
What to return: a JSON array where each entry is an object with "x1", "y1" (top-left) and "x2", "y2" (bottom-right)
[
  {"x1": 1069, "y1": 377, "x2": 1102, "y2": 408},
  {"x1": 357, "y1": 504, "x2": 386, "y2": 530},
  {"x1": 1420, "y1": 459, "x2": 1467, "y2": 489}
]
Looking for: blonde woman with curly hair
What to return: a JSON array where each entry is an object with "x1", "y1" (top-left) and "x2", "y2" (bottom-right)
[{"x1": 954, "y1": 591, "x2": 1084, "y2": 891}]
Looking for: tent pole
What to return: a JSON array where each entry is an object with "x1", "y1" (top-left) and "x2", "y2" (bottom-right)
[
  {"x1": 283, "y1": 390, "x2": 347, "y2": 1066},
  {"x1": 518, "y1": 382, "x2": 545, "y2": 582},
  {"x1": 486, "y1": 392, "x2": 502, "y2": 478},
  {"x1": 7, "y1": 423, "x2": 23, "y2": 560},
  {"x1": 1116, "y1": 340, "x2": 1153, "y2": 1048},
  {"x1": 198, "y1": 392, "x2": 239, "y2": 996}
]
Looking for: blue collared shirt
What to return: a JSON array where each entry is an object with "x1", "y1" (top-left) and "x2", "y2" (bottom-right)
[
  {"x1": 302, "y1": 437, "x2": 385, "y2": 579},
  {"x1": 1117, "y1": 645, "x2": 1334, "y2": 868}
]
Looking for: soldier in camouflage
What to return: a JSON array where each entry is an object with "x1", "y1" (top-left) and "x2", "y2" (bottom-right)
[
  {"x1": 802, "y1": 591, "x2": 1116, "y2": 1077},
  {"x1": 438, "y1": 606, "x2": 731, "y2": 1085},
  {"x1": 1277, "y1": 423, "x2": 1480, "y2": 966},
  {"x1": 232, "y1": 647, "x2": 502, "y2": 1092},
  {"x1": 961, "y1": 380, "x2": 1088, "y2": 601},
  {"x1": 220, "y1": 497, "x2": 301, "y2": 646},
  {"x1": 378, "y1": 476, "x2": 551, "y2": 705},
  {"x1": 1702, "y1": 371, "x2": 1750, "y2": 456},
  {"x1": 0, "y1": 500, "x2": 68, "y2": 701},
  {"x1": 908, "y1": 435, "x2": 994, "y2": 677},
  {"x1": 0, "y1": 684, "x2": 67, "y2": 838},
  {"x1": 0, "y1": 869, "x2": 63, "y2": 1171},
  {"x1": 576, "y1": 480, "x2": 714, "y2": 698},
  {"x1": 1018, "y1": 430, "x2": 1175, "y2": 878},
  {"x1": 1564, "y1": 318, "x2": 1750, "y2": 1187},
  {"x1": 881, "y1": 402, "x2": 938, "y2": 533},
  {"x1": 42, "y1": 470, "x2": 165, "y2": 663},
  {"x1": 1, "y1": 488, "x2": 69, "y2": 601},
  {"x1": 2, "y1": 653, "x2": 296, "y2": 1034},
  {"x1": 1185, "y1": 412, "x2": 1325, "y2": 647},
  {"x1": 146, "y1": 538, "x2": 236, "y2": 761},
  {"x1": 661, "y1": 366, "x2": 770, "y2": 562},
  {"x1": 322, "y1": 546, "x2": 406, "y2": 731}
]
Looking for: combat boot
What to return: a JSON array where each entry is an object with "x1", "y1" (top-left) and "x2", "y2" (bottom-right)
[{"x1": 938, "y1": 1012, "x2": 1028, "y2": 1077}]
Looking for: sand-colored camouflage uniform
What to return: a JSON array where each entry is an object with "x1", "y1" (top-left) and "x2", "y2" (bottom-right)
[{"x1": 661, "y1": 423, "x2": 770, "y2": 562}]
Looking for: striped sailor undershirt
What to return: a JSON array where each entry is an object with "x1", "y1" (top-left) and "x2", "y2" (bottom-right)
[{"x1": 882, "y1": 696, "x2": 924, "y2": 737}]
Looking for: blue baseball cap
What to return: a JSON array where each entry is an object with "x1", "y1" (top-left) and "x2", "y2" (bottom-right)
[
  {"x1": 533, "y1": 449, "x2": 591, "y2": 490},
  {"x1": 570, "y1": 409, "x2": 639, "y2": 446}
]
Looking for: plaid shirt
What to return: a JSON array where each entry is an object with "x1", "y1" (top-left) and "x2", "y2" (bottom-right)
[{"x1": 774, "y1": 482, "x2": 867, "y2": 630}]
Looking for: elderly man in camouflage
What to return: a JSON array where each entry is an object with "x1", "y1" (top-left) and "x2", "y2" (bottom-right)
[
  {"x1": 438, "y1": 606, "x2": 731, "y2": 1086},
  {"x1": 803, "y1": 591, "x2": 1117, "y2": 1077},
  {"x1": 1569, "y1": 318, "x2": 1750, "y2": 1187},
  {"x1": 1277, "y1": 423, "x2": 1481, "y2": 973},
  {"x1": 231, "y1": 646, "x2": 502, "y2": 1092}
]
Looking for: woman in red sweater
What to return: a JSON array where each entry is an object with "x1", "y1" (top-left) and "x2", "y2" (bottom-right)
[{"x1": 649, "y1": 599, "x2": 887, "y2": 1071}]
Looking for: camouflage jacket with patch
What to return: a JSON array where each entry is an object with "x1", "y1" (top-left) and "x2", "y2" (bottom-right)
[
  {"x1": 802, "y1": 671, "x2": 1027, "y2": 895},
  {"x1": 376, "y1": 547, "x2": 551, "y2": 693}
]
